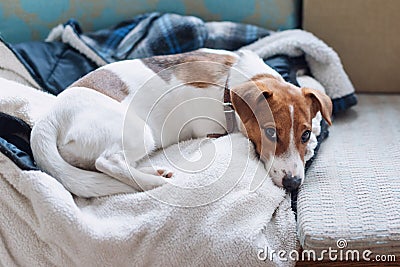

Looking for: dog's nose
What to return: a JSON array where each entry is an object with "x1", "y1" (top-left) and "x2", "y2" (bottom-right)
[{"x1": 282, "y1": 174, "x2": 302, "y2": 192}]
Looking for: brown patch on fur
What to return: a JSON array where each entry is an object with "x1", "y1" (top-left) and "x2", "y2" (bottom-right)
[
  {"x1": 250, "y1": 73, "x2": 279, "y2": 82},
  {"x1": 141, "y1": 50, "x2": 237, "y2": 87},
  {"x1": 69, "y1": 69, "x2": 129, "y2": 102}
]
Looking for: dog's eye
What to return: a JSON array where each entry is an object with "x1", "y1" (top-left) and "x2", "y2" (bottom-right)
[
  {"x1": 264, "y1": 127, "x2": 277, "y2": 142},
  {"x1": 301, "y1": 130, "x2": 311, "y2": 143}
]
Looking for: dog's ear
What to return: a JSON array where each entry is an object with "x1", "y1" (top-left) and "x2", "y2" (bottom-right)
[
  {"x1": 253, "y1": 77, "x2": 274, "y2": 103},
  {"x1": 302, "y1": 87, "x2": 333, "y2": 125},
  {"x1": 257, "y1": 89, "x2": 273, "y2": 104},
  {"x1": 231, "y1": 81, "x2": 273, "y2": 124},
  {"x1": 231, "y1": 85, "x2": 258, "y2": 125}
]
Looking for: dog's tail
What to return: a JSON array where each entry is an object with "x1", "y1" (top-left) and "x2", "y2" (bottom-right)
[{"x1": 31, "y1": 117, "x2": 138, "y2": 198}]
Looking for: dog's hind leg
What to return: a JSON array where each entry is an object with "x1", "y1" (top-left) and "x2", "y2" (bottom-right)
[
  {"x1": 95, "y1": 111, "x2": 172, "y2": 191},
  {"x1": 95, "y1": 151, "x2": 170, "y2": 191},
  {"x1": 137, "y1": 167, "x2": 173, "y2": 178}
]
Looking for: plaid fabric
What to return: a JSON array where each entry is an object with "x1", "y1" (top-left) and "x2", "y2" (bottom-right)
[
  {"x1": 65, "y1": 12, "x2": 272, "y2": 63},
  {"x1": 204, "y1": 21, "x2": 271, "y2": 50}
]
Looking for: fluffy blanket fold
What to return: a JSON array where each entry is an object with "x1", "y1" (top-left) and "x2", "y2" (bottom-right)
[
  {"x1": 0, "y1": 116, "x2": 298, "y2": 266},
  {"x1": 243, "y1": 29, "x2": 356, "y2": 102},
  {"x1": 0, "y1": 78, "x2": 298, "y2": 266}
]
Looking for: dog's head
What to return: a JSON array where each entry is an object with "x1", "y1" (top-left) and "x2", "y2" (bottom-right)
[{"x1": 231, "y1": 75, "x2": 332, "y2": 191}]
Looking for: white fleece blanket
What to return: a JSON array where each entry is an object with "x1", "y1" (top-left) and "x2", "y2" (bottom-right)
[
  {"x1": 0, "y1": 78, "x2": 298, "y2": 266},
  {"x1": 243, "y1": 29, "x2": 355, "y2": 99}
]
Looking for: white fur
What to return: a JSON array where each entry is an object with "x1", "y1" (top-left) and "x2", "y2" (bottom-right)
[
  {"x1": 198, "y1": 48, "x2": 237, "y2": 56},
  {"x1": 31, "y1": 88, "x2": 171, "y2": 197},
  {"x1": 229, "y1": 49, "x2": 283, "y2": 88}
]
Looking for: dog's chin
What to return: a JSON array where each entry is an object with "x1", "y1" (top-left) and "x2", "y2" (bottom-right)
[
  {"x1": 259, "y1": 158, "x2": 284, "y2": 188},
  {"x1": 263, "y1": 156, "x2": 306, "y2": 190},
  {"x1": 265, "y1": 164, "x2": 305, "y2": 190},
  {"x1": 269, "y1": 174, "x2": 284, "y2": 188}
]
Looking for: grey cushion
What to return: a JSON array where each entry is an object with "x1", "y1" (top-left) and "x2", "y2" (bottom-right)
[{"x1": 297, "y1": 94, "x2": 400, "y2": 256}]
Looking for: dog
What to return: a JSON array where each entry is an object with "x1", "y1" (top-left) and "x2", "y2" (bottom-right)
[{"x1": 31, "y1": 49, "x2": 332, "y2": 197}]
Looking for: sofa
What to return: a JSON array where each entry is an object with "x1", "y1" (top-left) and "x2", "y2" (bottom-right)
[{"x1": 0, "y1": 0, "x2": 399, "y2": 266}]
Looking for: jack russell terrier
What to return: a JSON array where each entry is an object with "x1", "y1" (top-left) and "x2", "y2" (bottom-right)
[{"x1": 31, "y1": 49, "x2": 332, "y2": 198}]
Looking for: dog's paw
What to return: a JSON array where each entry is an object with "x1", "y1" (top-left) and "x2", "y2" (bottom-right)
[
  {"x1": 139, "y1": 166, "x2": 173, "y2": 178},
  {"x1": 156, "y1": 169, "x2": 173, "y2": 178}
]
